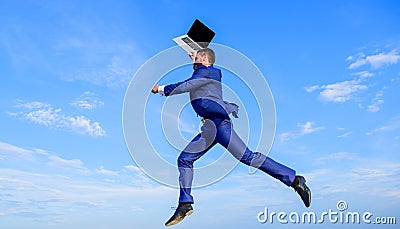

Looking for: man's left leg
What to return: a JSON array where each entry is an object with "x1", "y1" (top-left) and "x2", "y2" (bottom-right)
[
  {"x1": 215, "y1": 119, "x2": 311, "y2": 207},
  {"x1": 165, "y1": 121, "x2": 217, "y2": 226}
]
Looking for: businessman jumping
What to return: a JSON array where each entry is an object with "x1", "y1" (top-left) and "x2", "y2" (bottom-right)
[{"x1": 151, "y1": 48, "x2": 311, "y2": 226}]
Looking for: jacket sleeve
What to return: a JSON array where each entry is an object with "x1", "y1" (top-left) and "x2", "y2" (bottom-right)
[{"x1": 163, "y1": 68, "x2": 210, "y2": 96}]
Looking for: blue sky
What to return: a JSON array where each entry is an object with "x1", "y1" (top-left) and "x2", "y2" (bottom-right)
[{"x1": 1, "y1": 0, "x2": 400, "y2": 228}]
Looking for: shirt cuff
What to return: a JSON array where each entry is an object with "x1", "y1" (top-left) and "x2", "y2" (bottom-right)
[{"x1": 158, "y1": 85, "x2": 165, "y2": 96}]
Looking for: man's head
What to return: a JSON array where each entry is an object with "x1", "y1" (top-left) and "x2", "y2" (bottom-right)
[{"x1": 195, "y1": 48, "x2": 215, "y2": 66}]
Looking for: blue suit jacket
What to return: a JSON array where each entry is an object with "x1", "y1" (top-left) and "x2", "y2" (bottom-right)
[{"x1": 163, "y1": 65, "x2": 238, "y2": 119}]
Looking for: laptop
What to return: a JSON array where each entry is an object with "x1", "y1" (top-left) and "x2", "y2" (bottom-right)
[{"x1": 173, "y1": 19, "x2": 215, "y2": 54}]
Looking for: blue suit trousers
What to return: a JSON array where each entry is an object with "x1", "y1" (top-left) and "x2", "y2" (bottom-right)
[{"x1": 177, "y1": 117, "x2": 296, "y2": 203}]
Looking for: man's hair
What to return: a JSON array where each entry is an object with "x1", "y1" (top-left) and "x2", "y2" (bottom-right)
[{"x1": 198, "y1": 48, "x2": 215, "y2": 64}]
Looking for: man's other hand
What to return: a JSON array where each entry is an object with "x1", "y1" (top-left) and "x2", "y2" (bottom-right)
[
  {"x1": 188, "y1": 52, "x2": 195, "y2": 61},
  {"x1": 151, "y1": 84, "x2": 159, "y2": 94}
]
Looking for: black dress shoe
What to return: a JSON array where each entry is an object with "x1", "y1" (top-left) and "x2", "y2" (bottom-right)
[
  {"x1": 165, "y1": 203, "x2": 194, "y2": 226},
  {"x1": 291, "y1": 176, "x2": 311, "y2": 207}
]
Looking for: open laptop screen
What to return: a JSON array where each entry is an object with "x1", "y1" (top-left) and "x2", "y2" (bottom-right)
[{"x1": 187, "y1": 19, "x2": 215, "y2": 48}]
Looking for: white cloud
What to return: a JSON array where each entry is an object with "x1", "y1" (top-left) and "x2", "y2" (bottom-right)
[
  {"x1": 304, "y1": 85, "x2": 320, "y2": 93},
  {"x1": 367, "y1": 100, "x2": 384, "y2": 113},
  {"x1": 309, "y1": 152, "x2": 400, "y2": 203},
  {"x1": 391, "y1": 76, "x2": 400, "y2": 82},
  {"x1": 367, "y1": 87, "x2": 386, "y2": 113},
  {"x1": 0, "y1": 142, "x2": 32, "y2": 155},
  {"x1": 15, "y1": 101, "x2": 50, "y2": 110},
  {"x1": 0, "y1": 142, "x2": 35, "y2": 161},
  {"x1": 307, "y1": 48, "x2": 398, "y2": 107},
  {"x1": 1, "y1": 142, "x2": 400, "y2": 226},
  {"x1": 68, "y1": 116, "x2": 106, "y2": 136},
  {"x1": 348, "y1": 49, "x2": 400, "y2": 69},
  {"x1": 336, "y1": 127, "x2": 352, "y2": 138},
  {"x1": 337, "y1": 131, "x2": 352, "y2": 138},
  {"x1": 25, "y1": 107, "x2": 62, "y2": 127},
  {"x1": 305, "y1": 79, "x2": 367, "y2": 103},
  {"x1": 347, "y1": 53, "x2": 367, "y2": 69},
  {"x1": 345, "y1": 55, "x2": 354, "y2": 61},
  {"x1": 352, "y1": 70, "x2": 375, "y2": 78},
  {"x1": 96, "y1": 166, "x2": 119, "y2": 177},
  {"x1": 366, "y1": 115, "x2": 400, "y2": 135},
  {"x1": 124, "y1": 165, "x2": 144, "y2": 174},
  {"x1": 47, "y1": 155, "x2": 89, "y2": 174},
  {"x1": 0, "y1": 141, "x2": 167, "y2": 224},
  {"x1": 10, "y1": 101, "x2": 62, "y2": 127},
  {"x1": 9, "y1": 101, "x2": 106, "y2": 136},
  {"x1": 299, "y1": 121, "x2": 324, "y2": 134},
  {"x1": 70, "y1": 91, "x2": 104, "y2": 110},
  {"x1": 279, "y1": 121, "x2": 324, "y2": 142}
]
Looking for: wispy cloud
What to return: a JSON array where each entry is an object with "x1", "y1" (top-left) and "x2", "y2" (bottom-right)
[
  {"x1": 347, "y1": 49, "x2": 400, "y2": 69},
  {"x1": 336, "y1": 127, "x2": 352, "y2": 138},
  {"x1": 2, "y1": 141, "x2": 399, "y2": 226},
  {"x1": 366, "y1": 115, "x2": 400, "y2": 135},
  {"x1": 367, "y1": 87, "x2": 386, "y2": 112},
  {"x1": 0, "y1": 141, "x2": 170, "y2": 224},
  {"x1": 8, "y1": 101, "x2": 106, "y2": 136},
  {"x1": 352, "y1": 70, "x2": 375, "y2": 78},
  {"x1": 96, "y1": 166, "x2": 119, "y2": 177},
  {"x1": 305, "y1": 79, "x2": 367, "y2": 103},
  {"x1": 306, "y1": 47, "x2": 400, "y2": 109},
  {"x1": 310, "y1": 152, "x2": 400, "y2": 202},
  {"x1": 70, "y1": 91, "x2": 104, "y2": 110},
  {"x1": 68, "y1": 115, "x2": 105, "y2": 136},
  {"x1": 58, "y1": 41, "x2": 144, "y2": 88},
  {"x1": 337, "y1": 131, "x2": 352, "y2": 138},
  {"x1": 47, "y1": 155, "x2": 89, "y2": 174},
  {"x1": 0, "y1": 142, "x2": 35, "y2": 161},
  {"x1": 124, "y1": 165, "x2": 144, "y2": 174},
  {"x1": 315, "y1": 151, "x2": 358, "y2": 163},
  {"x1": 279, "y1": 121, "x2": 324, "y2": 142}
]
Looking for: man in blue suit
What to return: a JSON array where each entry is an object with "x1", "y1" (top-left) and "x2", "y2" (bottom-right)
[{"x1": 152, "y1": 48, "x2": 311, "y2": 226}]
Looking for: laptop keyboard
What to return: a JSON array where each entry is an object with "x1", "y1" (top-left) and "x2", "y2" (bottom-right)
[{"x1": 182, "y1": 37, "x2": 201, "y2": 51}]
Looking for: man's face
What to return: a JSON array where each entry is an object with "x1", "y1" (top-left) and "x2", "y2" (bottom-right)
[
  {"x1": 193, "y1": 52, "x2": 211, "y2": 70},
  {"x1": 194, "y1": 53, "x2": 203, "y2": 64},
  {"x1": 192, "y1": 53, "x2": 203, "y2": 70}
]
